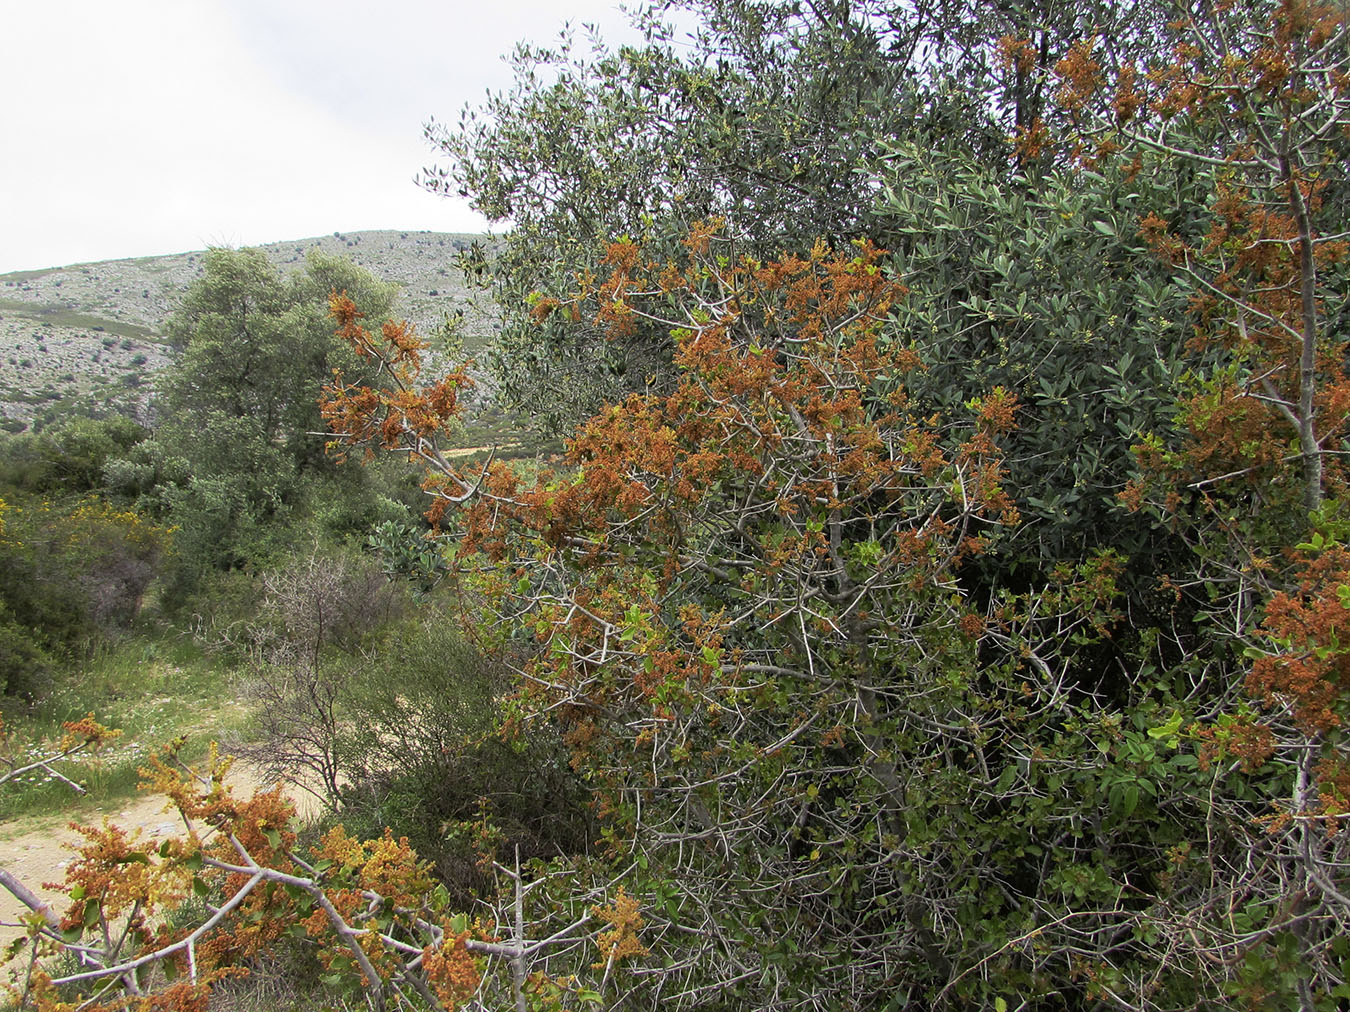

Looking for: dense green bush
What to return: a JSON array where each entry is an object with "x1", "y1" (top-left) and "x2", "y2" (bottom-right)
[
  {"x1": 0, "y1": 493, "x2": 169, "y2": 698},
  {"x1": 0, "y1": 414, "x2": 147, "y2": 495},
  {"x1": 102, "y1": 249, "x2": 418, "y2": 608},
  {"x1": 337, "y1": 614, "x2": 591, "y2": 904},
  {"x1": 230, "y1": 543, "x2": 591, "y2": 905},
  {"x1": 0, "y1": 601, "x2": 54, "y2": 699}
]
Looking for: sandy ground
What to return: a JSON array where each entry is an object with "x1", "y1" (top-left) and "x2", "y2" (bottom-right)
[{"x1": 0, "y1": 767, "x2": 319, "y2": 947}]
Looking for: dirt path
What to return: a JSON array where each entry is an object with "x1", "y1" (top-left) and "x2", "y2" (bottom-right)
[{"x1": 0, "y1": 768, "x2": 319, "y2": 946}]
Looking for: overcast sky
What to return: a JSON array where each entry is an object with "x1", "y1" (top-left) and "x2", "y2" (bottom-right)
[{"x1": 0, "y1": 0, "x2": 656, "y2": 274}]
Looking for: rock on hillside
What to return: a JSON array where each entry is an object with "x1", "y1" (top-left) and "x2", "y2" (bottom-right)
[{"x1": 0, "y1": 230, "x2": 491, "y2": 429}]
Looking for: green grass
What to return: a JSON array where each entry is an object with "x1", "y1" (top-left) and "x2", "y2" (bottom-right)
[
  {"x1": 0, "y1": 633, "x2": 249, "y2": 821},
  {"x1": 120, "y1": 256, "x2": 177, "y2": 273},
  {"x1": 0, "y1": 298, "x2": 159, "y2": 340},
  {"x1": 0, "y1": 268, "x2": 55, "y2": 284},
  {"x1": 452, "y1": 402, "x2": 559, "y2": 461},
  {"x1": 0, "y1": 385, "x2": 64, "y2": 405}
]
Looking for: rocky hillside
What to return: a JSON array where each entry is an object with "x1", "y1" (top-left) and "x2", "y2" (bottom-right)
[{"x1": 0, "y1": 230, "x2": 492, "y2": 430}]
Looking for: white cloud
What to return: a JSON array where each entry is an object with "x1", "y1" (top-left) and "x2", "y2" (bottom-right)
[{"x1": 0, "y1": 0, "x2": 650, "y2": 273}]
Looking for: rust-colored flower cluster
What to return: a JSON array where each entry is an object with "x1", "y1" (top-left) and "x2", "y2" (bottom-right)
[{"x1": 1251, "y1": 544, "x2": 1350, "y2": 732}]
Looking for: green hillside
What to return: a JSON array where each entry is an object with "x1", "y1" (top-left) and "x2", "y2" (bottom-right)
[{"x1": 0, "y1": 230, "x2": 491, "y2": 430}]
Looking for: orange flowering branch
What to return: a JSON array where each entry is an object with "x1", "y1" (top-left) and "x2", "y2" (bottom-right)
[
  {"x1": 320, "y1": 227, "x2": 1029, "y2": 1003},
  {"x1": 0, "y1": 738, "x2": 626, "y2": 1012},
  {"x1": 1063, "y1": 1, "x2": 1350, "y2": 514},
  {"x1": 0, "y1": 713, "x2": 120, "y2": 796},
  {"x1": 322, "y1": 291, "x2": 492, "y2": 507}
]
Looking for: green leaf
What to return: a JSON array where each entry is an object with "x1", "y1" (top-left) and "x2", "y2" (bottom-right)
[
  {"x1": 1147, "y1": 711, "x2": 1184, "y2": 744},
  {"x1": 430, "y1": 884, "x2": 451, "y2": 910}
]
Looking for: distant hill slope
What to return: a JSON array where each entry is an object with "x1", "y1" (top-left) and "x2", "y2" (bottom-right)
[{"x1": 0, "y1": 230, "x2": 493, "y2": 430}]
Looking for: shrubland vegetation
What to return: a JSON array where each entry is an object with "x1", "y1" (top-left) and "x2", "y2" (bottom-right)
[{"x1": 1, "y1": 0, "x2": 1349, "y2": 1009}]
